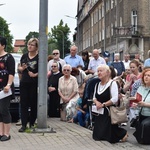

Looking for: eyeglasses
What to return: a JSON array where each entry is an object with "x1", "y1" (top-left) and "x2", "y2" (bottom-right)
[
  {"x1": 51, "y1": 66, "x2": 57, "y2": 68},
  {"x1": 53, "y1": 53, "x2": 59, "y2": 55},
  {"x1": 28, "y1": 44, "x2": 36, "y2": 47},
  {"x1": 63, "y1": 69, "x2": 70, "y2": 72}
]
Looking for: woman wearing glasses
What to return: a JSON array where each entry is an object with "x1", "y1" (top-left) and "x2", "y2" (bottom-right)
[
  {"x1": 133, "y1": 68, "x2": 150, "y2": 144},
  {"x1": 48, "y1": 62, "x2": 63, "y2": 117},
  {"x1": 18, "y1": 38, "x2": 39, "y2": 132},
  {"x1": 58, "y1": 64, "x2": 79, "y2": 121}
]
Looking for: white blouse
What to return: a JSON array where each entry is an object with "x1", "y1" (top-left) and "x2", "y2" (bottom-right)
[{"x1": 93, "y1": 79, "x2": 118, "y2": 104}]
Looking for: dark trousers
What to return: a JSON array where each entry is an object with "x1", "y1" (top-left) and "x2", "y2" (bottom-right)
[
  {"x1": 0, "y1": 96, "x2": 11, "y2": 123},
  {"x1": 20, "y1": 82, "x2": 37, "y2": 127}
]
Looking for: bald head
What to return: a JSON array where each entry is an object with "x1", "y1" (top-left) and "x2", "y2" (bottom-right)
[{"x1": 92, "y1": 49, "x2": 99, "y2": 59}]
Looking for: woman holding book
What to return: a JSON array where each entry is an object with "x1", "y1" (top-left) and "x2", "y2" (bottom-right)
[{"x1": 133, "y1": 68, "x2": 150, "y2": 144}]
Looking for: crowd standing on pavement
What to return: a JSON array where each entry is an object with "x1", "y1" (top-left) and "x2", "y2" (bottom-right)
[{"x1": 2, "y1": 39, "x2": 150, "y2": 145}]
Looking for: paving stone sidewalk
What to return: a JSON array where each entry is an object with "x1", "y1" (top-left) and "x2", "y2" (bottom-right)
[{"x1": 0, "y1": 118, "x2": 148, "y2": 150}]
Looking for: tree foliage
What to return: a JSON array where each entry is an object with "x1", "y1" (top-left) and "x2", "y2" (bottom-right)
[
  {"x1": 50, "y1": 20, "x2": 71, "y2": 58},
  {"x1": 0, "y1": 17, "x2": 13, "y2": 53},
  {"x1": 47, "y1": 32, "x2": 57, "y2": 55},
  {"x1": 22, "y1": 32, "x2": 39, "y2": 54}
]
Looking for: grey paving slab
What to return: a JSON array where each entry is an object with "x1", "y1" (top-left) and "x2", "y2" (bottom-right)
[{"x1": 0, "y1": 118, "x2": 148, "y2": 150}]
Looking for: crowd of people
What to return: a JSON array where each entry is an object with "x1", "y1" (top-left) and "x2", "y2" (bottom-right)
[{"x1": 1, "y1": 35, "x2": 150, "y2": 144}]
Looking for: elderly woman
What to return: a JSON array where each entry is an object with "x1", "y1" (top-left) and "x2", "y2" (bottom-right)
[
  {"x1": 133, "y1": 68, "x2": 150, "y2": 144},
  {"x1": 58, "y1": 64, "x2": 79, "y2": 121},
  {"x1": 48, "y1": 62, "x2": 63, "y2": 117},
  {"x1": 92, "y1": 64, "x2": 127, "y2": 143}
]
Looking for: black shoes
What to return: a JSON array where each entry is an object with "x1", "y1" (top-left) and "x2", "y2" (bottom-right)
[
  {"x1": 18, "y1": 126, "x2": 26, "y2": 132},
  {"x1": 0, "y1": 135, "x2": 11, "y2": 141}
]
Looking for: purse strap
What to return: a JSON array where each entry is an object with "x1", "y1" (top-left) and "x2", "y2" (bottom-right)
[{"x1": 139, "y1": 90, "x2": 150, "y2": 115}]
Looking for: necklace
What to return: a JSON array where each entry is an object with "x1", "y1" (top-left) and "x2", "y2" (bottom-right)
[
  {"x1": 99, "y1": 79, "x2": 109, "y2": 92},
  {"x1": 99, "y1": 83, "x2": 107, "y2": 92}
]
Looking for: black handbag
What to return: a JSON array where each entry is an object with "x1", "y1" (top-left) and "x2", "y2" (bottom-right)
[{"x1": 130, "y1": 116, "x2": 140, "y2": 128}]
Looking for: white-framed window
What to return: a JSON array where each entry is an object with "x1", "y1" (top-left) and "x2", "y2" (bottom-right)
[
  {"x1": 106, "y1": 25, "x2": 110, "y2": 38},
  {"x1": 106, "y1": 0, "x2": 110, "y2": 11},
  {"x1": 96, "y1": 8, "x2": 98, "y2": 23},
  {"x1": 111, "y1": 0, "x2": 114, "y2": 9},
  {"x1": 83, "y1": 33, "x2": 85, "y2": 50},
  {"x1": 91, "y1": 26, "x2": 93, "y2": 46},
  {"x1": 131, "y1": 10, "x2": 137, "y2": 34},
  {"x1": 111, "y1": 23, "x2": 114, "y2": 36},
  {"x1": 99, "y1": 31, "x2": 102, "y2": 41},
  {"x1": 115, "y1": 20, "x2": 117, "y2": 27},
  {"x1": 102, "y1": 29, "x2": 104, "y2": 40},
  {"x1": 88, "y1": 30, "x2": 90, "y2": 47},
  {"x1": 102, "y1": 4, "x2": 104, "y2": 17},
  {"x1": 99, "y1": 7, "x2": 102, "y2": 20},
  {"x1": 120, "y1": 17, "x2": 122, "y2": 26},
  {"x1": 91, "y1": 13, "x2": 94, "y2": 27},
  {"x1": 96, "y1": 33, "x2": 98, "y2": 44}
]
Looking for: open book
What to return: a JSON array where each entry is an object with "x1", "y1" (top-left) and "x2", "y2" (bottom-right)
[
  {"x1": 92, "y1": 105, "x2": 104, "y2": 114},
  {"x1": 129, "y1": 92, "x2": 142, "y2": 103}
]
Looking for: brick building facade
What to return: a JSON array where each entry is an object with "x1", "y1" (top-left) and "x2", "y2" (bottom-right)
[{"x1": 75, "y1": 0, "x2": 150, "y2": 61}]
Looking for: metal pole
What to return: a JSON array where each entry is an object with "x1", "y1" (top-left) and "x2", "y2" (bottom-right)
[
  {"x1": 57, "y1": 30, "x2": 64, "y2": 58},
  {"x1": 116, "y1": 0, "x2": 119, "y2": 52},
  {"x1": 104, "y1": 1, "x2": 106, "y2": 52},
  {"x1": 37, "y1": 0, "x2": 48, "y2": 129}
]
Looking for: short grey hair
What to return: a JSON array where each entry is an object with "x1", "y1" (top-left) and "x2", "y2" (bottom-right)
[{"x1": 62, "y1": 64, "x2": 72, "y2": 72}]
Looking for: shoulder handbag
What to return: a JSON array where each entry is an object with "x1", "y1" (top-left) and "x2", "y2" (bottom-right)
[{"x1": 109, "y1": 81, "x2": 128, "y2": 124}]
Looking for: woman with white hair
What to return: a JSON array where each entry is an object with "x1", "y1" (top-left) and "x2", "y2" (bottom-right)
[
  {"x1": 92, "y1": 64, "x2": 128, "y2": 143},
  {"x1": 58, "y1": 64, "x2": 79, "y2": 121}
]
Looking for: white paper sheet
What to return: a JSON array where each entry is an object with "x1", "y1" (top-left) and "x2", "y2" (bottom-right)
[
  {"x1": 92, "y1": 105, "x2": 104, "y2": 114},
  {"x1": 0, "y1": 89, "x2": 12, "y2": 99}
]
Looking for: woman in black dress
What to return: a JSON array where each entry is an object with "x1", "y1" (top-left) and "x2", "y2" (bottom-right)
[
  {"x1": 92, "y1": 64, "x2": 128, "y2": 143},
  {"x1": 48, "y1": 62, "x2": 62, "y2": 117},
  {"x1": 18, "y1": 38, "x2": 39, "y2": 132}
]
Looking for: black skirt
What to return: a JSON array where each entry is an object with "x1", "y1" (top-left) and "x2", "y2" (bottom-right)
[{"x1": 93, "y1": 108, "x2": 127, "y2": 143}]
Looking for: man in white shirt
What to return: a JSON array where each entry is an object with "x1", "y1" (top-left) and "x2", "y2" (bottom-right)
[
  {"x1": 87, "y1": 49, "x2": 106, "y2": 75},
  {"x1": 122, "y1": 54, "x2": 131, "y2": 70},
  {"x1": 47, "y1": 49, "x2": 66, "y2": 72}
]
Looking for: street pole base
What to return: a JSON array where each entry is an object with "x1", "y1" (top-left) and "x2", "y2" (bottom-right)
[{"x1": 31, "y1": 126, "x2": 56, "y2": 133}]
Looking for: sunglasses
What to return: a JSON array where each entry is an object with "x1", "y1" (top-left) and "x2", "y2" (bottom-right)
[
  {"x1": 63, "y1": 69, "x2": 70, "y2": 72},
  {"x1": 51, "y1": 66, "x2": 57, "y2": 68},
  {"x1": 53, "y1": 53, "x2": 59, "y2": 55}
]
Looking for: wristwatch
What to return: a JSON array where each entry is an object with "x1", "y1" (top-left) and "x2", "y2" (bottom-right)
[{"x1": 103, "y1": 103, "x2": 106, "y2": 108}]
